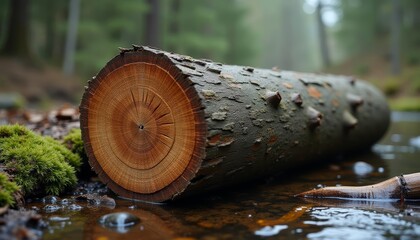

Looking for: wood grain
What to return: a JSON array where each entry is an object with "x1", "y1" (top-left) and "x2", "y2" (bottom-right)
[{"x1": 80, "y1": 50, "x2": 206, "y2": 201}]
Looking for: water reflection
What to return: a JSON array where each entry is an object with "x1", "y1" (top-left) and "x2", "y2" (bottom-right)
[{"x1": 305, "y1": 206, "x2": 420, "y2": 240}]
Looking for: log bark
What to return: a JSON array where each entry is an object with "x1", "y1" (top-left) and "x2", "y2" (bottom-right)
[{"x1": 80, "y1": 46, "x2": 390, "y2": 202}]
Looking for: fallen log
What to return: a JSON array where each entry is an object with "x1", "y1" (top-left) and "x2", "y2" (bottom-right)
[
  {"x1": 80, "y1": 46, "x2": 390, "y2": 202},
  {"x1": 297, "y1": 172, "x2": 420, "y2": 201}
]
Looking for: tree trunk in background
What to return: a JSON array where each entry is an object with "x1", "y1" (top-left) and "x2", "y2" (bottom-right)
[
  {"x1": 316, "y1": 0, "x2": 331, "y2": 68},
  {"x1": 390, "y1": 0, "x2": 401, "y2": 75},
  {"x1": 167, "y1": 0, "x2": 180, "y2": 52},
  {"x1": 145, "y1": 0, "x2": 161, "y2": 48},
  {"x1": 80, "y1": 46, "x2": 390, "y2": 202},
  {"x1": 44, "y1": 1, "x2": 56, "y2": 61},
  {"x1": 63, "y1": 0, "x2": 80, "y2": 75},
  {"x1": 1, "y1": 0, "x2": 31, "y2": 58}
]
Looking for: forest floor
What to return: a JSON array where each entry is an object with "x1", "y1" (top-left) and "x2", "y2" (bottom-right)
[{"x1": 0, "y1": 58, "x2": 83, "y2": 110}]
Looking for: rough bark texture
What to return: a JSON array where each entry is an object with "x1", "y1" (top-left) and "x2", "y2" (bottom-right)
[{"x1": 80, "y1": 46, "x2": 390, "y2": 202}]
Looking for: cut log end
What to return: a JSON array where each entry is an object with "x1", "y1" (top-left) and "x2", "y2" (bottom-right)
[{"x1": 80, "y1": 49, "x2": 207, "y2": 202}]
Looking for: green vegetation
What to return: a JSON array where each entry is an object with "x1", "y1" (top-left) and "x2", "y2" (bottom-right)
[
  {"x1": 63, "y1": 128, "x2": 95, "y2": 179},
  {"x1": 63, "y1": 129, "x2": 85, "y2": 159},
  {"x1": 0, "y1": 173, "x2": 19, "y2": 206},
  {"x1": 0, "y1": 0, "x2": 419, "y2": 111},
  {"x1": 389, "y1": 98, "x2": 420, "y2": 112},
  {"x1": 0, "y1": 125, "x2": 81, "y2": 196},
  {"x1": 383, "y1": 77, "x2": 401, "y2": 96}
]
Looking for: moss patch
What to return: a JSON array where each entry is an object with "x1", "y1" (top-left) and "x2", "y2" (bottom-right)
[
  {"x1": 0, "y1": 173, "x2": 20, "y2": 207},
  {"x1": 0, "y1": 125, "x2": 81, "y2": 196},
  {"x1": 63, "y1": 129, "x2": 95, "y2": 179},
  {"x1": 63, "y1": 129, "x2": 85, "y2": 159},
  {"x1": 389, "y1": 97, "x2": 420, "y2": 112}
]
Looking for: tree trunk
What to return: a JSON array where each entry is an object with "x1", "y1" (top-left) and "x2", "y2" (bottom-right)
[
  {"x1": 390, "y1": 0, "x2": 401, "y2": 75},
  {"x1": 63, "y1": 0, "x2": 80, "y2": 75},
  {"x1": 1, "y1": 0, "x2": 31, "y2": 58},
  {"x1": 316, "y1": 0, "x2": 331, "y2": 68},
  {"x1": 80, "y1": 46, "x2": 390, "y2": 202},
  {"x1": 144, "y1": 0, "x2": 161, "y2": 48},
  {"x1": 167, "y1": 0, "x2": 180, "y2": 52}
]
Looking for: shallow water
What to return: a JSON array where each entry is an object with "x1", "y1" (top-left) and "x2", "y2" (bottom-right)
[{"x1": 27, "y1": 112, "x2": 420, "y2": 239}]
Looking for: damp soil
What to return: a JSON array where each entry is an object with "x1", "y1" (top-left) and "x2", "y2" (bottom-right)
[{"x1": 25, "y1": 112, "x2": 420, "y2": 239}]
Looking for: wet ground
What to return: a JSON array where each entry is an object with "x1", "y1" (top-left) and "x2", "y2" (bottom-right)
[{"x1": 26, "y1": 112, "x2": 420, "y2": 239}]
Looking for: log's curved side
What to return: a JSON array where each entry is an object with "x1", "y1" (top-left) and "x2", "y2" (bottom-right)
[
  {"x1": 80, "y1": 49, "x2": 207, "y2": 202},
  {"x1": 80, "y1": 46, "x2": 390, "y2": 202}
]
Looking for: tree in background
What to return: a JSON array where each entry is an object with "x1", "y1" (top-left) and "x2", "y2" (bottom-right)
[
  {"x1": 63, "y1": 0, "x2": 80, "y2": 75},
  {"x1": 145, "y1": 0, "x2": 161, "y2": 48},
  {"x1": 337, "y1": 0, "x2": 420, "y2": 74},
  {"x1": 243, "y1": 0, "x2": 318, "y2": 71},
  {"x1": 0, "y1": 0, "x2": 255, "y2": 78},
  {"x1": 401, "y1": 0, "x2": 420, "y2": 66},
  {"x1": 164, "y1": 0, "x2": 255, "y2": 65},
  {"x1": 316, "y1": 0, "x2": 331, "y2": 68},
  {"x1": 1, "y1": 0, "x2": 31, "y2": 59},
  {"x1": 336, "y1": 0, "x2": 387, "y2": 56}
]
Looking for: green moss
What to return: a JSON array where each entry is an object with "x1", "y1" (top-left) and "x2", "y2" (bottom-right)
[
  {"x1": 63, "y1": 129, "x2": 94, "y2": 179},
  {"x1": 63, "y1": 129, "x2": 85, "y2": 158},
  {"x1": 0, "y1": 125, "x2": 81, "y2": 196},
  {"x1": 382, "y1": 77, "x2": 400, "y2": 96},
  {"x1": 0, "y1": 173, "x2": 20, "y2": 207},
  {"x1": 389, "y1": 98, "x2": 420, "y2": 111}
]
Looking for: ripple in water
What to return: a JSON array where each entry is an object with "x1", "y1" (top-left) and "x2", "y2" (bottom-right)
[
  {"x1": 254, "y1": 225, "x2": 288, "y2": 237},
  {"x1": 304, "y1": 207, "x2": 420, "y2": 239}
]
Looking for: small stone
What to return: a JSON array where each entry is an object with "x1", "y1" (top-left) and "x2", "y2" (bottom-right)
[
  {"x1": 42, "y1": 196, "x2": 59, "y2": 204},
  {"x1": 67, "y1": 204, "x2": 83, "y2": 211},
  {"x1": 43, "y1": 204, "x2": 61, "y2": 213}
]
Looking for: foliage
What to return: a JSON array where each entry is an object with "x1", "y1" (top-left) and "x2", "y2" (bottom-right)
[
  {"x1": 0, "y1": 172, "x2": 19, "y2": 207},
  {"x1": 336, "y1": 0, "x2": 388, "y2": 56},
  {"x1": 337, "y1": 0, "x2": 420, "y2": 63},
  {"x1": 0, "y1": 0, "x2": 256, "y2": 79},
  {"x1": 163, "y1": 0, "x2": 255, "y2": 66},
  {"x1": 389, "y1": 97, "x2": 420, "y2": 112},
  {"x1": 63, "y1": 128, "x2": 85, "y2": 159},
  {"x1": 383, "y1": 77, "x2": 400, "y2": 96},
  {"x1": 0, "y1": 125, "x2": 81, "y2": 196}
]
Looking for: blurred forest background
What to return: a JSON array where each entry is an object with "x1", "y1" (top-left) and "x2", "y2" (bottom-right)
[{"x1": 0, "y1": 0, "x2": 419, "y2": 110}]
